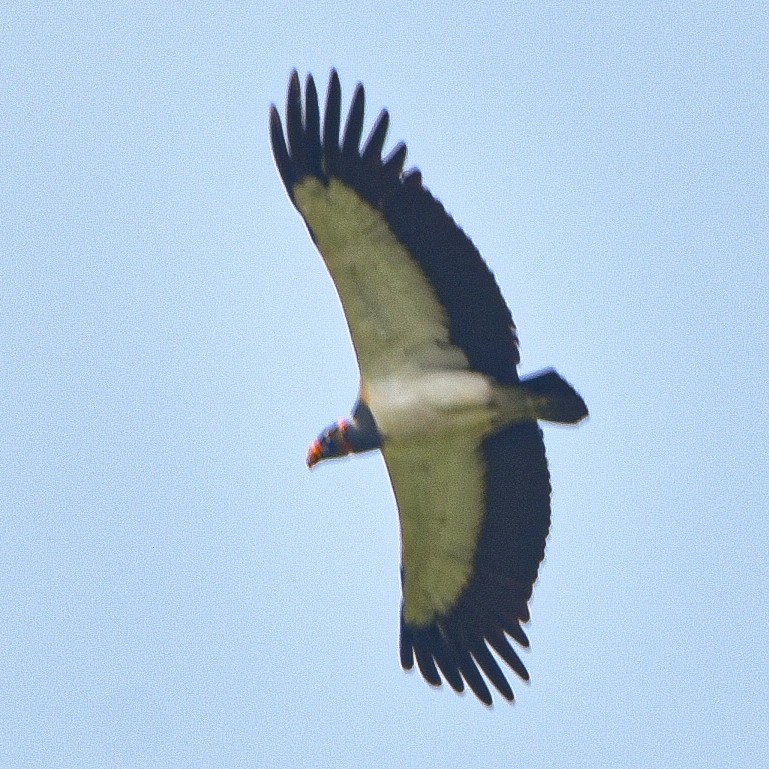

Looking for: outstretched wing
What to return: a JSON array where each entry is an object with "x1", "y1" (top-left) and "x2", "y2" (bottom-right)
[
  {"x1": 269, "y1": 70, "x2": 520, "y2": 384},
  {"x1": 387, "y1": 422, "x2": 551, "y2": 705}
]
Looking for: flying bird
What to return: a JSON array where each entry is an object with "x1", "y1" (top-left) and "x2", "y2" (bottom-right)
[{"x1": 270, "y1": 70, "x2": 588, "y2": 706}]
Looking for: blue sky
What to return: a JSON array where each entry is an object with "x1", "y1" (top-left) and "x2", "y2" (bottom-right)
[{"x1": 2, "y1": 2, "x2": 768, "y2": 767}]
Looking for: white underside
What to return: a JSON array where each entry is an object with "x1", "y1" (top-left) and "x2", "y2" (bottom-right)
[{"x1": 365, "y1": 369, "x2": 498, "y2": 439}]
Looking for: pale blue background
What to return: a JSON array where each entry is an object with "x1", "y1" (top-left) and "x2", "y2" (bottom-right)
[{"x1": 2, "y1": 2, "x2": 768, "y2": 767}]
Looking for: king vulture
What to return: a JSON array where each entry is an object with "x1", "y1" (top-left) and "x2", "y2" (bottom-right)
[{"x1": 270, "y1": 70, "x2": 588, "y2": 706}]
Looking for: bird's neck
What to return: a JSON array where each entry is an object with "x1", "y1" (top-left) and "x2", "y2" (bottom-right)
[{"x1": 347, "y1": 401, "x2": 382, "y2": 452}]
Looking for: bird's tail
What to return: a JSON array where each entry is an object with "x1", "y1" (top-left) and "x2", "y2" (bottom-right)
[{"x1": 520, "y1": 369, "x2": 588, "y2": 425}]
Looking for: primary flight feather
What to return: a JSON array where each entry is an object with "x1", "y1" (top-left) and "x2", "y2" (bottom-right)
[{"x1": 270, "y1": 70, "x2": 588, "y2": 705}]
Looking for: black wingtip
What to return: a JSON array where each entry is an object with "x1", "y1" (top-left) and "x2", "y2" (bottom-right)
[
  {"x1": 457, "y1": 650, "x2": 494, "y2": 706},
  {"x1": 304, "y1": 75, "x2": 322, "y2": 178},
  {"x1": 323, "y1": 69, "x2": 342, "y2": 157},
  {"x1": 271, "y1": 69, "x2": 409, "y2": 209},
  {"x1": 342, "y1": 82, "x2": 366, "y2": 156},
  {"x1": 471, "y1": 641, "x2": 515, "y2": 703},
  {"x1": 399, "y1": 621, "x2": 415, "y2": 670},
  {"x1": 382, "y1": 142, "x2": 407, "y2": 176},
  {"x1": 305, "y1": 74, "x2": 320, "y2": 136},
  {"x1": 269, "y1": 105, "x2": 296, "y2": 194},
  {"x1": 286, "y1": 72, "x2": 305, "y2": 163},
  {"x1": 487, "y1": 629, "x2": 530, "y2": 682},
  {"x1": 361, "y1": 109, "x2": 390, "y2": 163},
  {"x1": 414, "y1": 645, "x2": 442, "y2": 687}
]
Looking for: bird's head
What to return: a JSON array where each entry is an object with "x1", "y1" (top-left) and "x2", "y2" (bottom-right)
[
  {"x1": 307, "y1": 405, "x2": 382, "y2": 468},
  {"x1": 306, "y1": 419, "x2": 355, "y2": 468}
]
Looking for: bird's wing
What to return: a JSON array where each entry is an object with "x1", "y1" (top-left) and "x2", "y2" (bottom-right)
[
  {"x1": 383, "y1": 421, "x2": 551, "y2": 705},
  {"x1": 270, "y1": 70, "x2": 520, "y2": 384}
]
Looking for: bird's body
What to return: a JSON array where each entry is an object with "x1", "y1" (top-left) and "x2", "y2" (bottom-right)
[
  {"x1": 367, "y1": 370, "x2": 497, "y2": 438},
  {"x1": 270, "y1": 70, "x2": 588, "y2": 705}
]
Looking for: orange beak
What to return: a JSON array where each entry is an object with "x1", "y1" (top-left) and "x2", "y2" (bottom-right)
[{"x1": 306, "y1": 440, "x2": 323, "y2": 468}]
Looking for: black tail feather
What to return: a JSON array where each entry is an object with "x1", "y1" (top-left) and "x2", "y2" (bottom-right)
[{"x1": 520, "y1": 369, "x2": 588, "y2": 425}]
